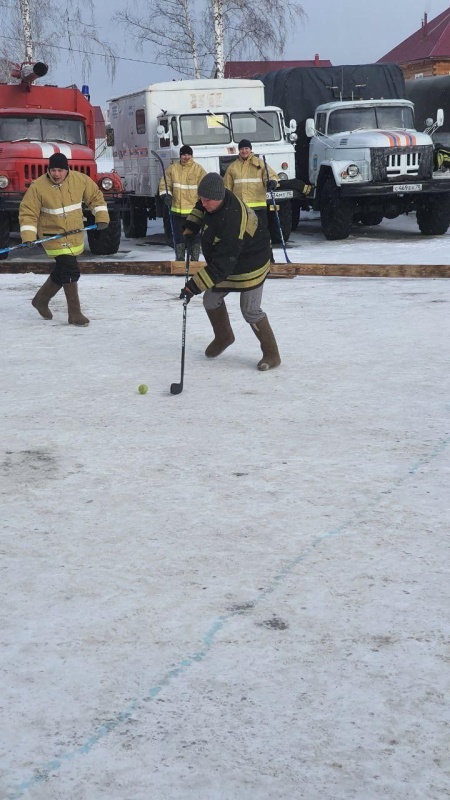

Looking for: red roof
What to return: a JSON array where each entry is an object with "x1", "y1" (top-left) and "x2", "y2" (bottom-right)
[
  {"x1": 378, "y1": 7, "x2": 450, "y2": 62},
  {"x1": 224, "y1": 58, "x2": 332, "y2": 78}
]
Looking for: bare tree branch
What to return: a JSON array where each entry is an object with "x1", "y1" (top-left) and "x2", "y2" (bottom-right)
[
  {"x1": 115, "y1": 0, "x2": 305, "y2": 79},
  {"x1": 116, "y1": 0, "x2": 205, "y2": 79},
  {"x1": 0, "y1": 0, "x2": 118, "y2": 81}
]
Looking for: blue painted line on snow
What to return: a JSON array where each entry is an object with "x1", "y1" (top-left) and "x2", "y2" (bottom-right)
[{"x1": 7, "y1": 434, "x2": 449, "y2": 799}]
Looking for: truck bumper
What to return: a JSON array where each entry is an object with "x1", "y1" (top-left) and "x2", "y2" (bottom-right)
[{"x1": 340, "y1": 179, "x2": 450, "y2": 198}]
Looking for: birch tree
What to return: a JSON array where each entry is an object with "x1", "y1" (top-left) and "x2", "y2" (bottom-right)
[
  {"x1": 116, "y1": 0, "x2": 305, "y2": 79},
  {"x1": 115, "y1": 0, "x2": 205, "y2": 79},
  {"x1": 0, "y1": 0, "x2": 117, "y2": 82}
]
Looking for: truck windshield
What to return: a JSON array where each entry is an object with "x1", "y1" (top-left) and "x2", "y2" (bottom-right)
[
  {"x1": 0, "y1": 116, "x2": 87, "y2": 145},
  {"x1": 230, "y1": 111, "x2": 281, "y2": 143},
  {"x1": 327, "y1": 106, "x2": 415, "y2": 134},
  {"x1": 180, "y1": 114, "x2": 231, "y2": 145}
]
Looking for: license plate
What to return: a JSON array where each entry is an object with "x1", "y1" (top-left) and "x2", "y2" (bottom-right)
[
  {"x1": 266, "y1": 190, "x2": 293, "y2": 200},
  {"x1": 393, "y1": 183, "x2": 422, "y2": 192}
]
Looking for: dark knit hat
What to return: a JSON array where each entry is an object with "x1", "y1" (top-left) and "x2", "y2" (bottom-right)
[
  {"x1": 48, "y1": 152, "x2": 69, "y2": 170},
  {"x1": 198, "y1": 172, "x2": 225, "y2": 201},
  {"x1": 238, "y1": 139, "x2": 252, "y2": 150},
  {"x1": 180, "y1": 145, "x2": 193, "y2": 156}
]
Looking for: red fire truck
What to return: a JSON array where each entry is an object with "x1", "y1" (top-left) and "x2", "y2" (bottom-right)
[{"x1": 0, "y1": 61, "x2": 123, "y2": 259}]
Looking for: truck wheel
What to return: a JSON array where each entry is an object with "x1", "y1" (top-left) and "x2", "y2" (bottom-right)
[
  {"x1": 291, "y1": 198, "x2": 301, "y2": 231},
  {"x1": 416, "y1": 197, "x2": 450, "y2": 235},
  {"x1": 268, "y1": 202, "x2": 292, "y2": 244},
  {"x1": 87, "y1": 210, "x2": 121, "y2": 255},
  {"x1": 0, "y1": 212, "x2": 10, "y2": 260},
  {"x1": 320, "y1": 178, "x2": 354, "y2": 240},
  {"x1": 122, "y1": 205, "x2": 148, "y2": 238}
]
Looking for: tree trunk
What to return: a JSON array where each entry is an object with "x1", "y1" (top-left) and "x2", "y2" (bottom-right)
[
  {"x1": 19, "y1": 0, "x2": 34, "y2": 62},
  {"x1": 213, "y1": 0, "x2": 224, "y2": 78}
]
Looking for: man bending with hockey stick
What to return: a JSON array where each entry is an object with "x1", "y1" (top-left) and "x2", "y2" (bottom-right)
[{"x1": 179, "y1": 172, "x2": 281, "y2": 371}]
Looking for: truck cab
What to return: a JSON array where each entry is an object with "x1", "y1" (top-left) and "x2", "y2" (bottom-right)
[
  {"x1": 305, "y1": 98, "x2": 450, "y2": 240},
  {"x1": 0, "y1": 63, "x2": 123, "y2": 258}
]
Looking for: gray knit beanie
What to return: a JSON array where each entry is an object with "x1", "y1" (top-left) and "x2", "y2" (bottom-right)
[{"x1": 198, "y1": 172, "x2": 225, "y2": 201}]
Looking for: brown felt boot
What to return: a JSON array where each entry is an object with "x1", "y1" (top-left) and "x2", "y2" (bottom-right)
[
  {"x1": 251, "y1": 315, "x2": 281, "y2": 371},
  {"x1": 63, "y1": 282, "x2": 90, "y2": 326},
  {"x1": 31, "y1": 277, "x2": 61, "y2": 320},
  {"x1": 205, "y1": 304, "x2": 235, "y2": 357}
]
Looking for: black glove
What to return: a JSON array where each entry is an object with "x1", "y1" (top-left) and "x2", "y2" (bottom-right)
[
  {"x1": 267, "y1": 180, "x2": 277, "y2": 191},
  {"x1": 179, "y1": 286, "x2": 193, "y2": 304},
  {"x1": 96, "y1": 221, "x2": 109, "y2": 230},
  {"x1": 182, "y1": 228, "x2": 194, "y2": 238},
  {"x1": 25, "y1": 241, "x2": 36, "y2": 248},
  {"x1": 164, "y1": 195, "x2": 172, "y2": 208}
]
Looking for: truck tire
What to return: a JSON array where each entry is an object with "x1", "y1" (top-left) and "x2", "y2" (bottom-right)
[
  {"x1": 320, "y1": 178, "x2": 354, "y2": 240},
  {"x1": 0, "y1": 212, "x2": 10, "y2": 260},
  {"x1": 416, "y1": 196, "x2": 450, "y2": 235},
  {"x1": 268, "y1": 202, "x2": 292, "y2": 244},
  {"x1": 87, "y1": 210, "x2": 121, "y2": 255},
  {"x1": 122, "y1": 205, "x2": 148, "y2": 238},
  {"x1": 291, "y1": 198, "x2": 301, "y2": 231}
]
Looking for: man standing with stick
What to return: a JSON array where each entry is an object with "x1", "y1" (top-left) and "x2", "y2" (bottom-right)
[
  {"x1": 159, "y1": 145, "x2": 206, "y2": 261},
  {"x1": 180, "y1": 172, "x2": 281, "y2": 371}
]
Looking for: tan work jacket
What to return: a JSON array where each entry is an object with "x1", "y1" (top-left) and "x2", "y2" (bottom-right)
[
  {"x1": 223, "y1": 153, "x2": 279, "y2": 209},
  {"x1": 19, "y1": 170, "x2": 109, "y2": 256},
  {"x1": 159, "y1": 159, "x2": 206, "y2": 216}
]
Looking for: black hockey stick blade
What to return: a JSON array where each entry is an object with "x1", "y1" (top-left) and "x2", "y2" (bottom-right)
[{"x1": 170, "y1": 381, "x2": 183, "y2": 395}]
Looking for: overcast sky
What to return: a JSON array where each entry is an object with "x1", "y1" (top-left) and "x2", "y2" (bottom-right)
[{"x1": 47, "y1": 0, "x2": 450, "y2": 108}]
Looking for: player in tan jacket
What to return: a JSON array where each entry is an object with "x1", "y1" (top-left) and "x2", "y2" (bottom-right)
[
  {"x1": 158, "y1": 145, "x2": 206, "y2": 261},
  {"x1": 19, "y1": 152, "x2": 109, "y2": 325},
  {"x1": 223, "y1": 139, "x2": 279, "y2": 230}
]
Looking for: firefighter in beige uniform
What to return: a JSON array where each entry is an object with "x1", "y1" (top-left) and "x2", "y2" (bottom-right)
[
  {"x1": 223, "y1": 139, "x2": 279, "y2": 230},
  {"x1": 19, "y1": 152, "x2": 109, "y2": 326},
  {"x1": 159, "y1": 145, "x2": 206, "y2": 261}
]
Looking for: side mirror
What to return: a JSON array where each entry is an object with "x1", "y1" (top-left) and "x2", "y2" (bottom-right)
[
  {"x1": 425, "y1": 118, "x2": 433, "y2": 127},
  {"x1": 437, "y1": 108, "x2": 444, "y2": 127},
  {"x1": 156, "y1": 125, "x2": 168, "y2": 137},
  {"x1": 106, "y1": 126, "x2": 114, "y2": 147},
  {"x1": 289, "y1": 132, "x2": 298, "y2": 143},
  {"x1": 289, "y1": 118, "x2": 297, "y2": 132},
  {"x1": 305, "y1": 118, "x2": 315, "y2": 138}
]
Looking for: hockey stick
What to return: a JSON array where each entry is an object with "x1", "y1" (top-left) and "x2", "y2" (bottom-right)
[
  {"x1": 170, "y1": 246, "x2": 191, "y2": 395},
  {"x1": 0, "y1": 224, "x2": 98, "y2": 255},
  {"x1": 262, "y1": 155, "x2": 291, "y2": 264},
  {"x1": 151, "y1": 149, "x2": 177, "y2": 257}
]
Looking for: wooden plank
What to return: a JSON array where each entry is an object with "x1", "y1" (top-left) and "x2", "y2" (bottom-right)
[{"x1": 1, "y1": 261, "x2": 450, "y2": 278}]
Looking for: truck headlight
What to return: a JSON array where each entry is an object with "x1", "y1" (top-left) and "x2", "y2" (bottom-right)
[
  {"x1": 0, "y1": 175, "x2": 9, "y2": 188},
  {"x1": 101, "y1": 177, "x2": 114, "y2": 190},
  {"x1": 347, "y1": 164, "x2": 359, "y2": 177},
  {"x1": 277, "y1": 172, "x2": 288, "y2": 180}
]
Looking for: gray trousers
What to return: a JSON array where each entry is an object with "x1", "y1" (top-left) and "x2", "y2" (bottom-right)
[{"x1": 203, "y1": 285, "x2": 265, "y2": 325}]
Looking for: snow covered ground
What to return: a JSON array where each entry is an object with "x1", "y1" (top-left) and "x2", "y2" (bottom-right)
[{"x1": 1, "y1": 214, "x2": 450, "y2": 799}]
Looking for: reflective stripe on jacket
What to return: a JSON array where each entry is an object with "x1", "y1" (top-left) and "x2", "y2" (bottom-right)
[
  {"x1": 159, "y1": 160, "x2": 206, "y2": 215},
  {"x1": 19, "y1": 170, "x2": 109, "y2": 255},
  {"x1": 223, "y1": 154, "x2": 279, "y2": 209}
]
